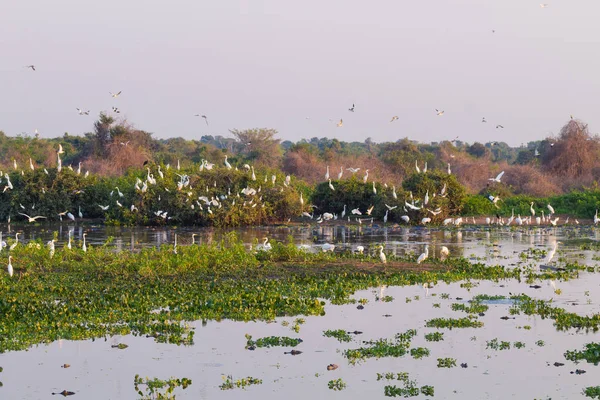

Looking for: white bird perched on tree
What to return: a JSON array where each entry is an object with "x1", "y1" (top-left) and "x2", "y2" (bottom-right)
[
  {"x1": 447, "y1": 163, "x2": 451, "y2": 175},
  {"x1": 421, "y1": 217, "x2": 431, "y2": 224},
  {"x1": 299, "y1": 193, "x2": 304, "y2": 206},
  {"x1": 363, "y1": 169, "x2": 369, "y2": 183},
  {"x1": 347, "y1": 167, "x2": 360, "y2": 173},
  {"x1": 47, "y1": 239, "x2": 56, "y2": 258},
  {"x1": 417, "y1": 245, "x2": 429, "y2": 264},
  {"x1": 325, "y1": 166, "x2": 330, "y2": 180},
  {"x1": 372, "y1": 181, "x2": 377, "y2": 195},
  {"x1": 423, "y1": 162, "x2": 427, "y2": 173},
  {"x1": 378, "y1": 245, "x2": 387, "y2": 264},
  {"x1": 321, "y1": 243, "x2": 335, "y2": 252},
  {"x1": 98, "y1": 205, "x2": 109, "y2": 211},
  {"x1": 488, "y1": 171, "x2": 505, "y2": 183},
  {"x1": 224, "y1": 155, "x2": 232, "y2": 170},
  {"x1": 385, "y1": 204, "x2": 397, "y2": 211},
  {"x1": 337, "y1": 167, "x2": 343, "y2": 180},
  {"x1": 82, "y1": 233, "x2": 87, "y2": 252},
  {"x1": 351, "y1": 208, "x2": 362, "y2": 215},
  {"x1": 415, "y1": 160, "x2": 420, "y2": 174},
  {"x1": 341, "y1": 205, "x2": 346, "y2": 219},
  {"x1": 594, "y1": 210, "x2": 599, "y2": 225},
  {"x1": 383, "y1": 210, "x2": 388, "y2": 224},
  {"x1": 443, "y1": 218, "x2": 453, "y2": 225},
  {"x1": 547, "y1": 204, "x2": 555, "y2": 215},
  {"x1": 7, "y1": 255, "x2": 13, "y2": 277},
  {"x1": 328, "y1": 179, "x2": 335, "y2": 191},
  {"x1": 392, "y1": 185, "x2": 397, "y2": 199},
  {"x1": 366, "y1": 205, "x2": 374, "y2": 216},
  {"x1": 356, "y1": 245, "x2": 364, "y2": 254},
  {"x1": 400, "y1": 215, "x2": 410, "y2": 223},
  {"x1": 530, "y1": 202, "x2": 536, "y2": 216}
]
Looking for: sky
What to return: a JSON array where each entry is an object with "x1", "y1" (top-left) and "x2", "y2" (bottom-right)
[{"x1": 1, "y1": 0, "x2": 599, "y2": 146}]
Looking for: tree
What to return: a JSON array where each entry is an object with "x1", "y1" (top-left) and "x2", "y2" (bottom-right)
[
  {"x1": 230, "y1": 128, "x2": 283, "y2": 168},
  {"x1": 467, "y1": 142, "x2": 487, "y2": 158},
  {"x1": 542, "y1": 119, "x2": 600, "y2": 179}
]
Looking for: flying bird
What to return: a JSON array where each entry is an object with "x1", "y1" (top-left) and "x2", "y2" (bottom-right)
[
  {"x1": 195, "y1": 114, "x2": 209, "y2": 125},
  {"x1": 18, "y1": 213, "x2": 47, "y2": 223},
  {"x1": 482, "y1": 117, "x2": 487, "y2": 123},
  {"x1": 112, "y1": 107, "x2": 120, "y2": 114},
  {"x1": 488, "y1": 171, "x2": 505, "y2": 183},
  {"x1": 110, "y1": 91, "x2": 122, "y2": 98},
  {"x1": 337, "y1": 119, "x2": 343, "y2": 127},
  {"x1": 435, "y1": 109, "x2": 444, "y2": 116},
  {"x1": 76, "y1": 108, "x2": 90, "y2": 115},
  {"x1": 540, "y1": 3, "x2": 548, "y2": 8},
  {"x1": 348, "y1": 103, "x2": 355, "y2": 112},
  {"x1": 390, "y1": 116, "x2": 399, "y2": 123},
  {"x1": 25, "y1": 65, "x2": 36, "y2": 71},
  {"x1": 496, "y1": 124, "x2": 504, "y2": 129}
]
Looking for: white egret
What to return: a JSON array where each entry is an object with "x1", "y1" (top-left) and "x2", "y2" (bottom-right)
[
  {"x1": 321, "y1": 243, "x2": 335, "y2": 252},
  {"x1": 415, "y1": 160, "x2": 421, "y2": 173},
  {"x1": 341, "y1": 205, "x2": 346, "y2": 219},
  {"x1": 363, "y1": 169, "x2": 369, "y2": 183},
  {"x1": 440, "y1": 246, "x2": 449, "y2": 258},
  {"x1": 400, "y1": 215, "x2": 410, "y2": 223},
  {"x1": 421, "y1": 217, "x2": 431, "y2": 224},
  {"x1": 392, "y1": 185, "x2": 397, "y2": 199},
  {"x1": 595, "y1": 210, "x2": 600, "y2": 225},
  {"x1": 378, "y1": 246, "x2": 387, "y2": 264},
  {"x1": 328, "y1": 179, "x2": 335, "y2": 191},
  {"x1": 547, "y1": 204, "x2": 555, "y2": 215},
  {"x1": 417, "y1": 245, "x2": 429, "y2": 264},
  {"x1": 82, "y1": 233, "x2": 87, "y2": 252},
  {"x1": 67, "y1": 231, "x2": 72, "y2": 250},
  {"x1": 356, "y1": 245, "x2": 364, "y2": 254},
  {"x1": 544, "y1": 241, "x2": 562, "y2": 263},
  {"x1": 48, "y1": 239, "x2": 56, "y2": 258},
  {"x1": 351, "y1": 208, "x2": 362, "y2": 215},
  {"x1": 372, "y1": 181, "x2": 377, "y2": 195},
  {"x1": 256, "y1": 237, "x2": 272, "y2": 251},
  {"x1": 224, "y1": 155, "x2": 232, "y2": 170},
  {"x1": 18, "y1": 213, "x2": 46, "y2": 223},
  {"x1": 299, "y1": 193, "x2": 304, "y2": 206},
  {"x1": 366, "y1": 205, "x2": 374, "y2": 216},
  {"x1": 7, "y1": 255, "x2": 13, "y2": 277},
  {"x1": 346, "y1": 167, "x2": 360, "y2": 173},
  {"x1": 447, "y1": 163, "x2": 451, "y2": 175},
  {"x1": 325, "y1": 166, "x2": 330, "y2": 180},
  {"x1": 530, "y1": 202, "x2": 535, "y2": 216},
  {"x1": 337, "y1": 167, "x2": 343, "y2": 180},
  {"x1": 383, "y1": 210, "x2": 388, "y2": 224},
  {"x1": 9, "y1": 233, "x2": 19, "y2": 251},
  {"x1": 488, "y1": 171, "x2": 505, "y2": 183}
]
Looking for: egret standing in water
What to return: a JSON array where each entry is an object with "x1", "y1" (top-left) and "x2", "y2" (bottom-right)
[{"x1": 544, "y1": 241, "x2": 562, "y2": 264}]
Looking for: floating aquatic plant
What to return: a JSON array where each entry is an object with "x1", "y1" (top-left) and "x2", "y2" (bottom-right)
[
  {"x1": 323, "y1": 330, "x2": 352, "y2": 343},
  {"x1": 425, "y1": 317, "x2": 483, "y2": 329},
  {"x1": 437, "y1": 358, "x2": 457, "y2": 368},
  {"x1": 424, "y1": 332, "x2": 444, "y2": 342},
  {"x1": 219, "y1": 375, "x2": 262, "y2": 391},
  {"x1": 245, "y1": 335, "x2": 303, "y2": 349},
  {"x1": 564, "y1": 343, "x2": 600, "y2": 365},
  {"x1": 133, "y1": 374, "x2": 192, "y2": 399},
  {"x1": 327, "y1": 378, "x2": 346, "y2": 391}
]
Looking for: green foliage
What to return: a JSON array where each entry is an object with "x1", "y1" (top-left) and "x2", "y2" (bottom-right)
[
  {"x1": 486, "y1": 338, "x2": 511, "y2": 351},
  {"x1": 343, "y1": 330, "x2": 417, "y2": 364},
  {"x1": 437, "y1": 358, "x2": 457, "y2": 368},
  {"x1": 323, "y1": 329, "x2": 352, "y2": 343},
  {"x1": 133, "y1": 374, "x2": 192, "y2": 399},
  {"x1": 327, "y1": 378, "x2": 346, "y2": 391},
  {"x1": 245, "y1": 335, "x2": 303, "y2": 349},
  {"x1": 583, "y1": 386, "x2": 600, "y2": 399},
  {"x1": 424, "y1": 332, "x2": 444, "y2": 342},
  {"x1": 425, "y1": 317, "x2": 483, "y2": 329},
  {"x1": 564, "y1": 343, "x2": 600, "y2": 365},
  {"x1": 409, "y1": 347, "x2": 430, "y2": 359},
  {"x1": 451, "y1": 302, "x2": 489, "y2": 314},
  {"x1": 219, "y1": 375, "x2": 262, "y2": 391},
  {"x1": 377, "y1": 371, "x2": 434, "y2": 398}
]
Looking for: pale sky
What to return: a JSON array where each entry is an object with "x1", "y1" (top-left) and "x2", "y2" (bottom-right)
[{"x1": 1, "y1": 0, "x2": 599, "y2": 146}]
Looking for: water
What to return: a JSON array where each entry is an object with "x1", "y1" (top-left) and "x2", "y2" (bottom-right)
[{"x1": 1, "y1": 224, "x2": 600, "y2": 399}]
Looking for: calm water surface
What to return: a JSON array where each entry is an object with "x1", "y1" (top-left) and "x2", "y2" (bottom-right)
[{"x1": 1, "y1": 224, "x2": 600, "y2": 399}]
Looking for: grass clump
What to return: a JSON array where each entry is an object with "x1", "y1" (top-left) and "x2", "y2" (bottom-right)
[{"x1": 323, "y1": 329, "x2": 352, "y2": 343}]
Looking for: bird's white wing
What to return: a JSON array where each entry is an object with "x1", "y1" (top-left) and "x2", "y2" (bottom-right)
[{"x1": 496, "y1": 171, "x2": 505, "y2": 181}]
